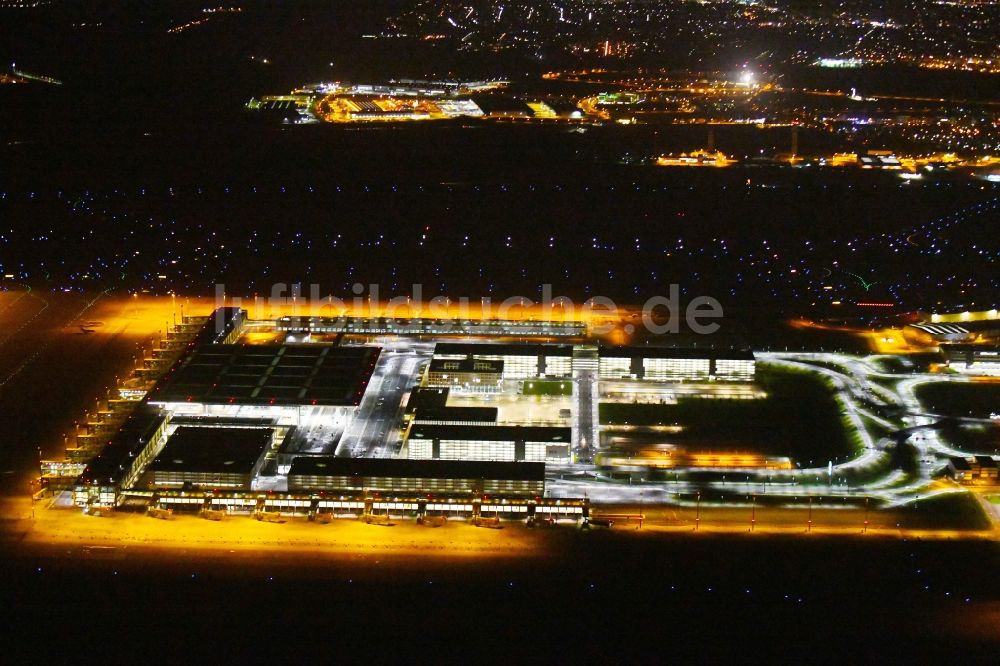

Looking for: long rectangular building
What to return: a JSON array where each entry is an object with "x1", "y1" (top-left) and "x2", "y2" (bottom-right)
[
  {"x1": 432, "y1": 342, "x2": 575, "y2": 379},
  {"x1": 426, "y1": 357, "x2": 504, "y2": 393},
  {"x1": 942, "y1": 344, "x2": 1000, "y2": 374},
  {"x1": 407, "y1": 424, "x2": 571, "y2": 463},
  {"x1": 74, "y1": 406, "x2": 169, "y2": 506},
  {"x1": 276, "y1": 316, "x2": 585, "y2": 338},
  {"x1": 141, "y1": 426, "x2": 275, "y2": 491},
  {"x1": 148, "y1": 344, "x2": 380, "y2": 424},
  {"x1": 599, "y1": 347, "x2": 755, "y2": 382},
  {"x1": 287, "y1": 457, "x2": 545, "y2": 497}
]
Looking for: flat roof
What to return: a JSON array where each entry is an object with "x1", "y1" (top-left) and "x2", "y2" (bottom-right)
[
  {"x1": 409, "y1": 424, "x2": 571, "y2": 444},
  {"x1": 149, "y1": 344, "x2": 380, "y2": 407},
  {"x1": 412, "y1": 406, "x2": 498, "y2": 423},
  {"x1": 148, "y1": 427, "x2": 272, "y2": 474},
  {"x1": 429, "y1": 358, "x2": 504, "y2": 373},
  {"x1": 434, "y1": 342, "x2": 574, "y2": 357},
  {"x1": 79, "y1": 406, "x2": 167, "y2": 485},
  {"x1": 949, "y1": 457, "x2": 972, "y2": 470},
  {"x1": 190, "y1": 307, "x2": 245, "y2": 347},
  {"x1": 278, "y1": 316, "x2": 584, "y2": 329},
  {"x1": 288, "y1": 456, "x2": 545, "y2": 482},
  {"x1": 405, "y1": 387, "x2": 450, "y2": 413},
  {"x1": 599, "y1": 346, "x2": 755, "y2": 361}
]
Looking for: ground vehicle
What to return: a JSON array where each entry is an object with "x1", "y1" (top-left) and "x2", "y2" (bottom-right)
[{"x1": 147, "y1": 506, "x2": 173, "y2": 520}]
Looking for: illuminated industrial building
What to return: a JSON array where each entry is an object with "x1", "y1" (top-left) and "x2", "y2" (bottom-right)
[
  {"x1": 141, "y1": 426, "x2": 278, "y2": 491},
  {"x1": 73, "y1": 308, "x2": 573, "y2": 509},
  {"x1": 147, "y1": 342, "x2": 380, "y2": 425},
  {"x1": 598, "y1": 347, "x2": 756, "y2": 382},
  {"x1": 432, "y1": 342, "x2": 575, "y2": 379},
  {"x1": 276, "y1": 315, "x2": 585, "y2": 337},
  {"x1": 942, "y1": 344, "x2": 1000, "y2": 374},
  {"x1": 405, "y1": 424, "x2": 571, "y2": 463},
  {"x1": 287, "y1": 457, "x2": 545, "y2": 497},
  {"x1": 426, "y1": 358, "x2": 504, "y2": 393},
  {"x1": 948, "y1": 456, "x2": 1000, "y2": 484}
]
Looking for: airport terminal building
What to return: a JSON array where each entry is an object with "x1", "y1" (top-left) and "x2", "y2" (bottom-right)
[
  {"x1": 75, "y1": 308, "x2": 559, "y2": 508},
  {"x1": 598, "y1": 347, "x2": 756, "y2": 382},
  {"x1": 431, "y1": 342, "x2": 575, "y2": 379},
  {"x1": 406, "y1": 424, "x2": 571, "y2": 463},
  {"x1": 287, "y1": 457, "x2": 545, "y2": 497},
  {"x1": 941, "y1": 344, "x2": 1000, "y2": 375},
  {"x1": 147, "y1": 342, "x2": 380, "y2": 425}
]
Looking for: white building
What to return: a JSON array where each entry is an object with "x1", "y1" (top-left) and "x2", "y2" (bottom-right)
[{"x1": 599, "y1": 347, "x2": 755, "y2": 382}]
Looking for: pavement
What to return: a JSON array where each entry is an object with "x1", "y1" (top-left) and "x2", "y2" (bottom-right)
[{"x1": 337, "y1": 339, "x2": 432, "y2": 458}]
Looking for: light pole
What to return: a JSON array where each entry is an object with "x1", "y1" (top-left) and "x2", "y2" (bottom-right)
[
  {"x1": 695, "y1": 492, "x2": 701, "y2": 531},
  {"x1": 863, "y1": 496, "x2": 869, "y2": 534}
]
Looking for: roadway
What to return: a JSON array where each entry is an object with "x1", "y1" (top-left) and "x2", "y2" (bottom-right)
[
  {"x1": 571, "y1": 346, "x2": 599, "y2": 463},
  {"x1": 337, "y1": 339, "x2": 432, "y2": 458}
]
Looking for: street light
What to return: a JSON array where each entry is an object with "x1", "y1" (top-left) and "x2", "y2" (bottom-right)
[{"x1": 695, "y1": 491, "x2": 701, "y2": 531}]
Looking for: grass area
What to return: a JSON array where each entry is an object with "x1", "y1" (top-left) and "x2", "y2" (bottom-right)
[
  {"x1": 893, "y1": 493, "x2": 991, "y2": 531},
  {"x1": 521, "y1": 380, "x2": 572, "y2": 396},
  {"x1": 915, "y1": 382, "x2": 1000, "y2": 419},
  {"x1": 873, "y1": 356, "x2": 909, "y2": 373},
  {"x1": 937, "y1": 422, "x2": 1000, "y2": 455},
  {"x1": 799, "y1": 359, "x2": 850, "y2": 375},
  {"x1": 860, "y1": 414, "x2": 894, "y2": 442},
  {"x1": 869, "y1": 375, "x2": 901, "y2": 390},
  {"x1": 599, "y1": 366, "x2": 854, "y2": 464}
]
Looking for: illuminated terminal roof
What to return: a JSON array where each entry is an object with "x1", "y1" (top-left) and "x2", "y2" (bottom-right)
[
  {"x1": 149, "y1": 344, "x2": 380, "y2": 407},
  {"x1": 910, "y1": 320, "x2": 1000, "y2": 342},
  {"x1": 276, "y1": 316, "x2": 585, "y2": 337},
  {"x1": 190, "y1": 307, "x2": 246, "y2": 347},
  {"x1": 288, "y1": 456, "x2": 545, "y2": 482},
  {"x1": 405, "y1": 386, "x2": 450, "y2": 412}
]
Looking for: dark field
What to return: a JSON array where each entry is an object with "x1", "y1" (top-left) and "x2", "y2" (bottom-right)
[
  {"x1": 0, "y1": 291, "x2": 191, "y2": 495},
  {"x1": 599, "y1": 367, "x2": 854, "y2": 463},
  {"x1": 916, "y1": 382, "x2": 1000, "y2": 419},
  {"x1": 2, "y1": 532, "x2": 998, "y2": 663}
]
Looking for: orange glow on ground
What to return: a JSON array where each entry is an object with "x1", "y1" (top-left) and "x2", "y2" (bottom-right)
[{"x1": 788, "y1": 318, "x2": 933, "y2": 354}]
